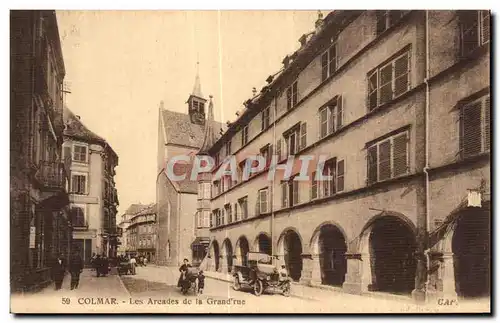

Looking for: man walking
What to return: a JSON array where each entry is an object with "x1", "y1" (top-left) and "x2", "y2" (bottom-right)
[
  {"x1": 129, "y1": 256, "x2": 137, "y2": 275},
  {"x1": 69, "y1": 250, "x2": 84, "y2": 290},
  {"x1": 52, "y1": 253, "x2": 66, "y2": 290}
]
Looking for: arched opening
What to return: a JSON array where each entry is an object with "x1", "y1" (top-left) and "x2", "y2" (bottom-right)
[
  {"x1": 452, "y1": 208, "x2": 490, "y2": 298},
  {"x1": 222, "y1": 239, "x2": 233, "y2": 273},
  {"x1": 317, "y1": 224, "x2": 347, "y2": 286},
  {"x1": 211, "y1": 240, "x2": 220, "y2": 272},
  {"x1": 368, "y1": 216, "x2": 417, "y2": 294},
  {"x1": 236, "y1": 236, "x2": 250, "y2": 266},
  {"x1": 283, "y1": 230, "x2": 303, "y2": 282},
  {"x1": 256, "y1": 233, "x2": 272, "y2": 255}
]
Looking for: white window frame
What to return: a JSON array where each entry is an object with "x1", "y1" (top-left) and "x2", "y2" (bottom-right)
[
  {"x1": 259, "y1": 188, "x2": 269, "y2": 214},
  {"x1": 225, "y1": 141, "x2": 232, "y2": 156},
  {"x1": 287, "y1": 81, "x2": 298, "y2": 110},
  {"x1": 368, "y1": 50, "x2": 411, "y2": 110},
  {"x1": 262, "y1": 107, "x2": 270, "y2": 130},
  {"x1": 321, "y1": 42, "x2": 338, "y2": 81},
  {"x1": 367, "y1": 130, "x2": 410, "y2": 183},
  {"x1": 71, "y1": 172, "x2": 88, "y2": 195},
  {"x1": 319, "y1": 96, "x2": 343, "y2": 139},
  {"x1": 73, "y1": 143, "x2": 88, "y2": 163},
  {"x1": 71, "y1": 203, "x2": 87, "y2": 227},
  {"x1": 242, "y1": 125, "x2": 249, "y2": 146},
  {"x1": 238, "y1": 196, "x2": 248, "y2": 220},
  {"x1": 460, "y1": 10, "x2": 490, "y2": 56}
]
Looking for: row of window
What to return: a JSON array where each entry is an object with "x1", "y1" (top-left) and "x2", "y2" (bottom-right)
[
  {"x1": 128, "y1": 235, "x2": 156, "y2": 248},
  {"x1": 211, "y1": 11, "x2": 489, "y2": 169},
  {"x1": 209, "y1": 91, "x2": 490, "y2": 228},
  {"x1": 128, "y1": 224, "x2": 156, "y2": 234}
]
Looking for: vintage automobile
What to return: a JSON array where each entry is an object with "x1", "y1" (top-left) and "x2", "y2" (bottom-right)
[
  {"x1": 117, "y1": 260, "x2": 132, "y2": 275},
  {"x1": 232, "y1": 252, "x2": 291, "y2": 297}
]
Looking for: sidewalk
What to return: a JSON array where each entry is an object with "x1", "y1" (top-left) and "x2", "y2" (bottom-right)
[{"x1": 11, "y1": 268, "x2": 130, "y2": 313}]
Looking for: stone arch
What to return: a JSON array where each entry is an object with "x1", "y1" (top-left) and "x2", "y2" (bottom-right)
[
  {"x1": 277, "y1": 227, "x2": 303, "y2": 282},
  {"x1": 221, "y1": 238, "x2": 234, "y2": 273},
  {"x1": 309, "y1": 222, "x2": 348, "y2": 286},
  {"x1": 209, "y1": 240, "x2": 220, "y2": 272},
  {"x1": 357, "y1": 212, "x2": 417, "y2": 294},
  {"x1": 235, "y1": 235, "x2": 250, "y2": 267},
  {"x1": 253, "y1": 232, "x2": 272, "y2": 255}
]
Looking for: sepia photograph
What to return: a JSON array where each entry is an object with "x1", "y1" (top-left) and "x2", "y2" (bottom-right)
[{"x1": 9, "y1": 9, "x2": 491, "y2": 314}]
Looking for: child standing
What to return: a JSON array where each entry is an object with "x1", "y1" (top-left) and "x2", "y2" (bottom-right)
[{"x1": 198, "y1": 270, "x2": 205, "y2": 294}]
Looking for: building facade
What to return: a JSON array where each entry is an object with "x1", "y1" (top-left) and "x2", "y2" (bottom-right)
[
  {"x1": 156, "y1": 72, "x2": 223, "y2": 267},
  {"x1": 200, "y1": 10, "x2": 490, "y2": 300},
  {"x1": 126, "y1": 203, "x2": 157, "y2": 262},
  {"x1": 63, "y1": 107, "x2": 119, "y2": 264},
  {"x1": 10, "y1": 10, "x2": 73, "y2": 292}
]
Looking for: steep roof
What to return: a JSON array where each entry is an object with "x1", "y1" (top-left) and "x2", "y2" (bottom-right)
[
  {"x1": 63, "y1": 106, "x2": 118, "y2": 159},
  {"x1": 197, "y1": 96, "x2": 217, "y2": 155},
  {"x1": 124, "y1": 203, "x2": 148, "y2": 215},
  {"x1": 160, "y1": 109, "x2": 224, "y2": 148}
]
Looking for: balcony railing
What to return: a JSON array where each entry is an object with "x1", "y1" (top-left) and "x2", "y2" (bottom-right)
[{"x1": 35, "y1": 161, "x2": 68, "y2": 191}]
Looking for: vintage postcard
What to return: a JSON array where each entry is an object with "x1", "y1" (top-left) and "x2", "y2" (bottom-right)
[{"x1": 10, "y1": 9, "x2": 491, "y2": 314}]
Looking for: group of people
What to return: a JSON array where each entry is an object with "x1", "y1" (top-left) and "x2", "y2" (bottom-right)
[
  {"x1": 178, "y1": 258, "x2": 205, "y2": 294},
  {"x1": 51, "y1": 250, "x2": 84, "y2": 291},
  {"x1": 90, "y1": 253, "x2": 110, "y2": 277}
]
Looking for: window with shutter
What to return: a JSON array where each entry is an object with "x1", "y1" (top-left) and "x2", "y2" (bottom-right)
[
  {"x1": 319, "y1": 108, "x2": 328, "y2": 138},
  {"x1": 329, "y1": 44, "x2": 337, "y2": 76},
  {"x1": 394, "y1": 52, "x2": 410, "y2": 97},
  {"x1": 259, "y1": 188, "x2": 268, "y2": 214},
  {"x1": 336, "y1": 95, "x2": 343, "y2": 130},
  {"x1": 368, "y1": 72, "x2": 378, "y2": 110},
  {"x1": 292, "y1": 180, "x2": 299, "y2": 206},
  {"x1": 393, "y1": 133, "x2": 408, "y2": 177},
  {"x1": 287, "y1": 87, "x2": 292, "y2": 110},
  {"x1": 321, "y1": 52, "x2": 329, "y2": 81},
  {"x1": 460, "y1": 11, "x2": 489, "y2": 56},
  {"x1": 460, "y1": 94, "x2": 490, "y2": 158},
  {"x1": 367, "y1": 145, "x2": 378, "y2": 184},
  {"x1": 337, "y1": 160, "x2": 345, "y2": 192},
  {"x1": 378, "y1": 140, "x2": 392, "y2": 181},
  {"x1": 300, "y1": 122, "x2": 307, "y2": 150},
  {"x1": 292, "y1": 82, "x2": 298, "y2": 107},
  {"x1": 281, "y1": 182, "x2": 288, "y2": 208},
  {"x1": 311, "y1": 172, "x2": 318, "y2": 199},
  {"x1": 379, "y1": 64, "x2": 393, "y2": 105},
  {"x1": 376, "y1": 10, "x2": 388, "y2": 34},
  {"x1": 234, "y1": 203, "x2": 238, "y2": 221}
]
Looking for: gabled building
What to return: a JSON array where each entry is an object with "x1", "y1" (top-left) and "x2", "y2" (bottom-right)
[
  {"x1": 63, "y1": 107, "x2": 119, "y2": 263},
  {"x1": 156, "y1": 70, "x2": 223, "y2": 267}
]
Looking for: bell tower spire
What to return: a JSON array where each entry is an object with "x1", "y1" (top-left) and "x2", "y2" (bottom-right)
[{"x1": 187, "y1": 60, "x2": 207, "y2": 125}]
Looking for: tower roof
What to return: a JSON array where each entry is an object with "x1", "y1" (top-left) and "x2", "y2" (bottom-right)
[
  {"x1": 189, "y1": 62, "x2": 204, "y2": 100},
  {"x1": 197, "y1": 95, "x2": 217, "y2": 155}
]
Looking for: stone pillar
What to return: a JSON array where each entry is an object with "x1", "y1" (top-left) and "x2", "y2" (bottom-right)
[
  {"x1": 342, "y1": 253, "x2": 372, "y2": 294},
  {"x1": 219, "y1": 255, "x2": 228, "y2": 273},
  {"x1": 441, "y1": 252, "x2": 458, "y2": 298},
  {"x1": 310, "y1": 254, "x2": 322, "y2": 285},
  {"x1": 299, "y1": 254, "x2": 313, "y2": 285}
]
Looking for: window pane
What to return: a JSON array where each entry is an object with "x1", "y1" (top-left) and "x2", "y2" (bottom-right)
[
  {"x1": 320, "y1": 108, "x2": 328, "y2": 138},
  {"x1": 461, "y1": 11, "x2": 480, "y2": 55},
  {"x1": 376, "y1": 10, "x2": 388, "y2": 34},
  {"x1": 367, "y1": 145, "x2": 378, "y2": 184},
  {"x1": 329, "y1": 45, "x2": 337, "y2": 75},
  {"x1": 481, "y1": 11, "x2": 490, "y2": 44},
  {"x1": 379, "y1": 64, "x2": 393, "y2": 104},
  {"x1": 378, "y1": 140, "x2": 391, "y2": 181},
  {"x1": 337, "y1": 160, "x2": 345, "y2": 192},
  {"x1": 311, "y1": 172, "x2": 318, "y2": 199},
  {"x1": 336, "y1": 96, "x2": 343, "y2": 129},
  {"x1": 368, "y1": 72, "x2": 378, "y2": 110},
  {"x1": 321, "y1": 52, "x2": 328, "y2": 81}
]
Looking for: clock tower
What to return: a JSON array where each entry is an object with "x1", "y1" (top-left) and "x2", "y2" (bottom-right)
[{"x1": 186, "y1": 63, "x2": 207, "y2": 125}]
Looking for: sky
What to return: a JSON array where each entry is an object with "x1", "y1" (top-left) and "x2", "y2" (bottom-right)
[{"x1": 55, "y1": 10, "x2": 325, "y2": 215}]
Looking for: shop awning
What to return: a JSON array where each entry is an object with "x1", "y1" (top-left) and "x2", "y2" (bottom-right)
[{"x1": 191, "y1": 237, "x2": 210, "y2": 247}]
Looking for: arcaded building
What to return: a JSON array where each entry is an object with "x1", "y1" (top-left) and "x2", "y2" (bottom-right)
[{"x1": 201, "y1": 10, "x2": 490, "y2": 300}]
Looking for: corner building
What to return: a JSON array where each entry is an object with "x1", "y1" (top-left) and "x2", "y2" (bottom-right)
[{"x1": 201, "y1": 10, "x2": 490, "y2": 300}]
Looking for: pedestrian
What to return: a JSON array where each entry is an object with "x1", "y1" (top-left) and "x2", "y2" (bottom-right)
[
  {"x1": 90, "y1": 253, "x2": 97, "y2": 271},
  {"x1": 129, "y1": 256, "x2": 136, "y2": 275},
  {"x1": 197, "y1": 270, "x2": 205, "y2": 294},
  {"x1": 100, "y1": 254, "x2": 109, "y2": 277},
  {"x1": 69, "y1": 250, "x2": 84, "y2": 290},
  {"x1": 52, "y1": 253, "x2": 66, "y2": 290},
  {"x1": 143, "y1": 257, "x2": 148, "y2": 266},
  {"x1": 95, "y1": 254, "x2": 102, "y2": 277},
  {"x1": 177, "y1": 258, "x2": 191, "y2": 288}
]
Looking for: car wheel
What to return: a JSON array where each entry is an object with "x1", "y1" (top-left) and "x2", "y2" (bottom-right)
[
  {"x1": 253, "y1": 280, "x2": 263, "y2": 296},
  {"x1": 233, "y1": 276, "x2": 241, "y2": 291}
]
